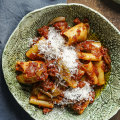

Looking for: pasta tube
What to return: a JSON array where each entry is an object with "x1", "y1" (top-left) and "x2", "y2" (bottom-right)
[
  {"x1": 59, "y1": 62, "x2": 78, "y2": 88},
  {"x1": 51, "y1": 85, "x2": 62, "y2": 97},
  {"x1": 29, "y1": 96, "x2": 54, "y2": 108},
  {"x1": 26, "y1": 36, "x2": 44, "y2": 60},
  {"x1": 32, "y1": 86, "x2": 53, "y2": 98},
  {"x1": 37, "y1": 93, "x2": 51, "y2": 101},
  {"x1": 16, "y1": 74, "x2": 39, "y2": 84},
  {"x1": 84, "y1": 62, "x2": 98, "y2": 84},
  {"x1": 91, "y1": 42, "x2": 101, "y2": 48},
  {"x1": 94, "y1": 61, "x2": 105, "y2": 85},
  {"x1": 39, "y1": 89, "x2": 53, "y2": 98},
  {"x1": 16, "y1": 61, "x2": 44, "y2": 73},
  {"x1": 77, "y1": 52, "x2": 102, "y2": 61},
  {"x1": 63, "y1": 23, "x2": 89, "y2": 45},
  {"x1": 16, "y1": 61, "x2": 48, "y2": 83}
]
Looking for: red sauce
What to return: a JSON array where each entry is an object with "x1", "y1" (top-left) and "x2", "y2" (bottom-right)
[
  {"x1": 60, "y1": 29, "x2": 68, "y2": 36},
  {"x1": 83, "y1": 26, "x2": 86, "y2": 30},
  {"x1": 24, "y1": 61, "x2": 48, "y2": 81},
  {"x1": 38, "y1": 26, "x2": 49, "y2": 39},
  {"x1": 24, "y1": 79, "x2": 38, "y2": 83},
  {"x1": 85, "y1": 23, "x2": 89, "y2": 29},
  {"x1": 76, "y1": 41, "x2": 102, "y2": 58},
  {"x1": 94, "y1": 66, "x2": 99, "y2": 77},
  {"x1": 46, "y1": 60, "x2": 59, "y2": 77},
  {"x1": 72, "y1": 61, "x2": 85, "y2": 80},
  {"x1": 101, "y1": 61, "x2": 105, "y2": 71},
  {"x1": 16, "y1": 62, "x2": 24, "y2": 72},
  {"x1": 53, "y1": 21, "x2": 68, "y2": 31},
  {"x1": 73, "y1": 18, "x2": 81, "y2": 24},
  {"x1": 39, "y1": 64, "x2": 48, "y2": 81},
  {"x1": 77, "y1": 29, "x2": 81, "y2": 36},
  {"x1": 43, "y1": 108, "x2": 52, "y2": 114},
  {"x1": 72, "y1": 101, "x2": 88, "y2": 114},
  {"x1": 77, "y1": 81, "x2": 85, "y2": 88},
  {"x1": 101, "y1": 47, "x2": 111, "y2": 64},
  {"x1": 92, "y1": 48, "x2": 102, "y2": 58},
  {"x1": 29, "y1": 53, "x2": 39, "y2": 60},
  {"x1": 83, "y1": 18, "x2": 89, "y2": 23},
  {"x1": 76, "y1": 41, "x2": 93, "y2": 52},
  {"x1": 20, "y1": 61, "x2": 24, "y2": 65},
  {"x1": 89, "y1": 91, "x2": 95, "y2": 104},
  {"x1": 40, "y1": 79, "x2": 54, "y2": 92},
  {"x1": 72, "y1": 35, "x2": 77, "y2": 42},
  {"x1": 101, "y1": 47, "x2": 111, "y2": 72}
]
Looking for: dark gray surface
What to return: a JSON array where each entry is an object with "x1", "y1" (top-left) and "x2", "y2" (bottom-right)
[{"x1": 0, "y1": 0, "x2": 66, "y2": 120}]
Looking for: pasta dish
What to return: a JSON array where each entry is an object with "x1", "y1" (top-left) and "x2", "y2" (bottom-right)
[{"x1": 15, "y1": 17, "x2": 111, "y2": 114}]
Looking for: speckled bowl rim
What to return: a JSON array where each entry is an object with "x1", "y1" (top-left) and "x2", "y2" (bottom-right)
[{"x1": 2, "y1": 3, "x2": 120, "y2": 120}]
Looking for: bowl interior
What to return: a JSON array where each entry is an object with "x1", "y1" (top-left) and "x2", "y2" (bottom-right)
[{"x1": 2, "y1": 4, "x2": 120, "y2": 120}]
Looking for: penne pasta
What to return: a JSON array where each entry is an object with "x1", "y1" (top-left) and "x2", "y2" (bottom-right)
[
  {"x1": 29, "y1": 96, "x2": 54, "y2": 108},
  {"x1": 63, "y1": 23, "x2": 89, "y2": 45},
  {"x1": 77, "y1": 52, "x2": 102, "y2": 61},
  {"x1": 84, "y1": 62, "x2": 98, "y2": 84},
  {"x1": 94, "y1": 61, "x2": 105, "y2": 85}
]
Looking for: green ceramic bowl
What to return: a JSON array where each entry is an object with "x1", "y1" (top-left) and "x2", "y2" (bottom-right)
[{"x1": 2, "y1": 3, "x2": 120, "y2": 120}]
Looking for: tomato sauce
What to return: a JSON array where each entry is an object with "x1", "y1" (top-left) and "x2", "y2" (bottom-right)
[
  {"x1": 53, "y1": 21, "x2": 68, "y2": 31},
  {"x1": 43, "y1": 108, "x2": 52, "y2": 114},
  {"x1": 73, "y1": 18, "x2": 81, "y2": 24},
  {"x1": 38, "y1": 26, "x2": 49, "y2": 39}
]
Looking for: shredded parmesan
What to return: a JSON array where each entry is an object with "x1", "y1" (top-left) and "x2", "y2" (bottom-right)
[
  {"x1": 28, "y1": 37, "x2": 38, "y2": 46},
  {"x1": 59, "y1": 81, "x2": 93, "y2": 105},
  {"x1": 61, "y1": 46, "x2": 78, "y2": 74},
  {"x1": 37, "y1": 27, "x2": 78, "y2": 75}
]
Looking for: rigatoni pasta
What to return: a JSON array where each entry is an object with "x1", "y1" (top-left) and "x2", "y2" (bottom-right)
[
  {"x1": 94, "y1": 60, "x2": 105, "y2": 85},
  {"x1": 84, "y1": 62, "x2": 98, "y2": 85},
  {"x1": 63, "y1": 23, "x2": 89, "y2": 45},
  {"x1": 29, "y1": 96, "x2": 54, "y2": 108},
  {"x1": 77, "y1": 52, "x2": 102, "y2": 61}
]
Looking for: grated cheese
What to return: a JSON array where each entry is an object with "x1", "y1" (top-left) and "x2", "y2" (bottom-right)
[
  {"x1": 61, "y1": 46, "x2": 78, "y2": 74},
  {"x1": 28, "y1": 37, "x2": 38, "y2": 46},
  {"x1": 60, "y1": 81, "x2": 93, "y2": 105},
  {"x1": 37, "y1": 27, "x2": 78, "y2": 75}
]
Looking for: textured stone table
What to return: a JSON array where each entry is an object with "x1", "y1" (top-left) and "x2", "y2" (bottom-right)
[{"x1": 67, "y1": 0, "x2": 120, "y2": 120}]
